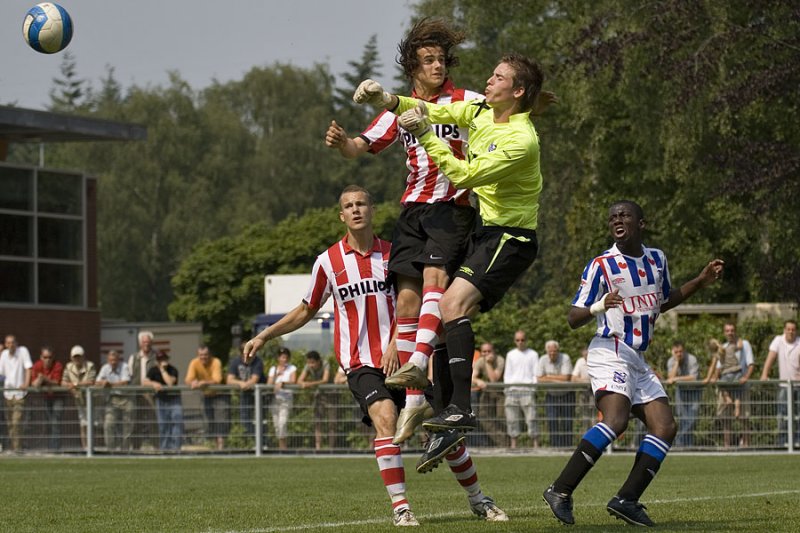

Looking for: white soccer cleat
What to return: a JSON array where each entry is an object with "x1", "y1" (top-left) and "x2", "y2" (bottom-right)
[
  {"x1": 393, "y1": 508, "x2": 420, "y2": 527},
  {"x1": 470, "y1": 496, "x2": 509, "y2": 522},
  {"x1": 393, "y1": 402, "x2": 434, "y2": 444},
  {"x1": 385, "y1": 362, "x2": 429, "y2": 390}
]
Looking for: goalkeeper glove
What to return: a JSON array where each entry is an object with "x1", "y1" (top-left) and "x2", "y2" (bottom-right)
[
  {"x1": 352, "y1": 79, "x2": 393, "y2": 107},
  {"x1": 397, "y1": 100, "x2": 431, "y2": 137}
]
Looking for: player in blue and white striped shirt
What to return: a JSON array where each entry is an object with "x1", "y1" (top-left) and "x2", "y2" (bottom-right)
[{"x1": 543, "y1": 200, "x2": 724, "y2": 527}]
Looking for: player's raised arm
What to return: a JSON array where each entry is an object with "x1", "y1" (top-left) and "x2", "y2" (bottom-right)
[
  {"x1": 352, "y1": 79, "x2": 398, "y2": 110},
  {"x1": 324, "y1": 120, "x2": 370, "y2": 159},
  {"x1": 242, "y1": 302, "x2": 317, "y2": 362},
  {"x1": 660, "y1": 259, "x2": 724, "y2": 314}
]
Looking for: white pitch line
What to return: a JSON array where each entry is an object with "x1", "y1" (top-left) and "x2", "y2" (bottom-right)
[{"x1": 210, "y1": 489, "x2": 800, "y2": 533}]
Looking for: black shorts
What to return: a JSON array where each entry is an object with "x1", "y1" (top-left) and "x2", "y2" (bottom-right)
[
  {"x1": 388, "y1": 202, "x2": 476, "y2": 279},
  {"x1": 455, "y1": 225, "x2": 538, "y2": 312},
  {"x1": 346, "y1": 366, "x2": 406, "y2": 427}
]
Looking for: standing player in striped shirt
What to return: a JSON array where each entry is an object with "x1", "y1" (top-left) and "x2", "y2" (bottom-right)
[
  {"x1": 325, "y1": 19, "x2": 481, "y2": 444},
  {"x1": 242, "y1": 185, "x2": 506, "y2": 525},
  {"x1": 542, "y1": 200, "x2": 723, "y2": 527}
]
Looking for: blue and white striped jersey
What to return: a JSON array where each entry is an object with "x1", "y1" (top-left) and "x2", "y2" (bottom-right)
[{"x1": 572, "y1": 243, "x2": 671, "y2": 352}]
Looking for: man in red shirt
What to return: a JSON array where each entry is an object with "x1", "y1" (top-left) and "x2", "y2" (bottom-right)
[{"x1": 31, "y1": 346, "x2": 64, "y2": 451}]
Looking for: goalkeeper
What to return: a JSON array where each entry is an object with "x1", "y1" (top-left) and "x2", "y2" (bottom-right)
[{"x1": 353, "y1": 53, "x2": 549, "y2": 431}]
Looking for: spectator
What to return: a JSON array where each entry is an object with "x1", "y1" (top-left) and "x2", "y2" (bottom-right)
[
  {"x1": 537, "y1": 340, "x2": 574, "y2": 447},
  {"x1": 267, "y1": 347, "x2": 297, "y2": 451},
  {"x1": 0, "y1": 335, "x2": 32, "y2": 452},
  {"x1": 61, "y1": 345, "x2": 96, "y2": 450},
  {"x1": 571, "y1": 348, "x2": 593, "y2": 432},
  {"x1": 471, "y1": 342, "x2": 505, "y2": 446},
  {"x1": 504, "y1": 330, "x2": 539, "y2": 448},
  {"x1": 297, "y1": 350, "x2": 331, "y2": 450},
  {"x1": 186, "y1": 345, "x2": 228, "y2": 451},
  {"x1": 715, "y1": 322, "x2": 755, "y2": 447},
  {"x1": 96, "y1": 350, "x2": 133, "y2": 452},
  {"x1": 665, "y1": 341, "x2": 701, "y2": 447},
  {"x1": 760, "y1": 319, "x2": 800, "y2": 447},
  {"x1": 31, "y1": 346, "x2": 64, "y2": 451},
  {"x1": 226, "y1": 344, "x2": 265, "y2": 441},
  {"x1": 143, "y1": 351, "x2": 182, "y2": 452},
  {"x1": 127, "y1": 331, "x2": 159, "y2": 450}
]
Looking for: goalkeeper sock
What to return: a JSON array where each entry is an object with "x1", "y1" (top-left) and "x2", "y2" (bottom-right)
[{"x1": 444, "y1": 317, "x2": 475, "y2": 411}]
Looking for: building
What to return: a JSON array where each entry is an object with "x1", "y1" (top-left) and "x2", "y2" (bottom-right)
[{"x1": 0, "y1": 105, "x2": 146, "y2": 363}]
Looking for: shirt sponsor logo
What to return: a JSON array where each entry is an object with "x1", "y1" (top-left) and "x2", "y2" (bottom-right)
[
  {"x1": 401, "y1": 124, "x2": 460, "y2": 145},
  {"x1": 337, "y1": 279, "x2": 391, "y2": 301},
  {"x1": 620, "y1": 292, "x2": 660, "y2": 314}
]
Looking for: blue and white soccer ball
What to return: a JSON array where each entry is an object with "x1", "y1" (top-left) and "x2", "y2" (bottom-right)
[{"x1": 22, "y1": 2, "x2": 74, "y2": 54}]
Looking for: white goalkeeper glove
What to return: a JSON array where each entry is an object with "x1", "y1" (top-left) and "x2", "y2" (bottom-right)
[
  {"x1": 352, "y1": 79, "x2": 393, "y2": 107},
  {"x1": 397, "y1": 100, "x2": 431, "y2": 137}
]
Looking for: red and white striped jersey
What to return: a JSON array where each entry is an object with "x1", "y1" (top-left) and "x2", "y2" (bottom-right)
[
  {"x1": 303, "y1": 235, "x2": 395, "y2": 372},
  {"x1": 360, "y1": 79, "x2": 483, "y2": 206}
]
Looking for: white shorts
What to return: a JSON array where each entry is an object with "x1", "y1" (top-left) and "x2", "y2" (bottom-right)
[{"x1": 587, "y1": 336, "x2": 667, "y2": 406}]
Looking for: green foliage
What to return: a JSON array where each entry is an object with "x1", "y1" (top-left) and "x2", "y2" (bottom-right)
[
  {"x1": 169, "y1": 201, "x2": 400, "y2": 356},
  {"x1": 26, "y1": 4, "x2": 797, "y2": 353}
]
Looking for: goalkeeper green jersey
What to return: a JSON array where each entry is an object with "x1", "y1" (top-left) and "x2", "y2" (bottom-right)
[{"x1": 395, "y1": 96, "x2": 542, "y2": 230}]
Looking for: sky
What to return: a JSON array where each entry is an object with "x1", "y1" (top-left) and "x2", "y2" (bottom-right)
[{"x1": 1, "y1": 0, "x2": 416, "y2": 109}]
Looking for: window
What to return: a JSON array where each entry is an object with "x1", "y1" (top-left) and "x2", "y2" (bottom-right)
[{"x1": 0, "y1": 165, "x2": 85, "y2": 307}]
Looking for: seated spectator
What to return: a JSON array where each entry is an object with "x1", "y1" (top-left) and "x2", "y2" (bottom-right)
[
  {"x1": 31, "y1": 346, "x2": 65, "y2": 451},
  {"x1": 298, "y1": 351, "x2": 331, "y2": 450},
  {"x1": 144, "y1": 351, "x2": 182, "y2": 451},
  {"x1": 96, "y1": 350, "x2": 133, "y2": 452},
  {"x1": 267, "y1": 347, "x2": 297, "y2": 451},
  {"x1": 665, "y1": 341, "x2": 701, "y2": 447},
  {"x1": 186, "y1": 345, "x2": 228, "y2": 451},
  {"x1": 61, "y1": 345, "x2": 96, "y2": 450},
  {"x1": 226, "y1": 344, "x2": 265, "y2": 441},
  {"x1": 537, "y1": 340, "x2": 574, "y2": 447}
]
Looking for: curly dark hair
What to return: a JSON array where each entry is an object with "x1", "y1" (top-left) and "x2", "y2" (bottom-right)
[{"x1": 397, "y1": 18, "x2": 466, "y2": 81}]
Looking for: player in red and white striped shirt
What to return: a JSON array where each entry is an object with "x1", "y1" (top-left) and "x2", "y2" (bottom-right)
[
  {"x1": 325, "y1": 18, "x2": 480, "y2": 445},
  {"x1": 244, "y1": 185, "x2": 417, "y2": 526}
]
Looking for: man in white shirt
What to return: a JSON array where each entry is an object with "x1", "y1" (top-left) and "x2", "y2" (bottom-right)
[
  {"x1": 0, "y1": 335, "x2": 33, "y2": 452},
  {"x1": 128, "y1": 331, "x2": 159, "y2": 450},
  {"x1": 760, "y1": 319, "x2": 800, "y2": 446},
  {"x1": 537, "y1": 340, "x2": 574, "y2": 447},
  {"x1": 503, "y1": 330, "x2": 539, "y2": 448}
]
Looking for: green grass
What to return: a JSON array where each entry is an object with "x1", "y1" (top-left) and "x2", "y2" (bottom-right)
[{"x1": 1, "y1": 453, "x2": 799, "y2": 532}]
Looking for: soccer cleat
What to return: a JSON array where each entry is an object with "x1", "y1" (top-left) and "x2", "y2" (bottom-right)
[
  {"x1": 422, "y1": 404, "x2": 477, "y2": 432},
  {"x1": 393, "y1": 402, "x2": 435, "y2": 444},
  {"x1": 606, "y1": 495, "x2": 654, "y2": 527},
  {"x1": 470, "y1": 496, "x2": 509, "y2": 522},
  {"x1": 385, "y1": 362, "x2": 430, "y2": 390},
  {"x1": 393, "y1": 508, "x2": 420, "y2": 527},
  {"x1": 416, "y1": 429, "x2": 465, "y2": 474},
  {"x1": 542, "y1": 485, "x2": 575, "y2": 525}
]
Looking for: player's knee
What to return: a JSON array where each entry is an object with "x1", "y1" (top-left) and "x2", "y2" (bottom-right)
[
  {"x1": 438, "y1": 293, "x2": 462, "y2": 321},
  {"x1": 601, "y1": 414, "x2": 629, "y2": 436}
]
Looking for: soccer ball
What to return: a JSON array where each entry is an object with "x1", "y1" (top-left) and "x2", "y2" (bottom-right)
[{"x1": 22, "y1": 3, "x2": 74, "y2": 54}]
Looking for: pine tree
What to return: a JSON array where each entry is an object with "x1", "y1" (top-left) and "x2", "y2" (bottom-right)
[{"x1": 49, "y1": 51, "x2": 87, "y2": 111}]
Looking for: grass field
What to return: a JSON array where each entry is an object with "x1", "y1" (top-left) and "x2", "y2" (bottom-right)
[{"x1": 2, "y1": 453, "x2": 799, "y2": 532}]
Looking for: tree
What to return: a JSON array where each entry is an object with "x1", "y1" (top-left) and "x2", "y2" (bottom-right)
[
  {"x1": 169, "y1": 201, "x2": 400, "y2": 357},
  {"x1": 49, "y1": 51, "x2": 87, "y2": 111}
]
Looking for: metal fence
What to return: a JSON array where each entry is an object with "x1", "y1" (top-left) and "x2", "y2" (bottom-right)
[{"x1": 0, "y1": 381, "x2": 796, "y2": 455}]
